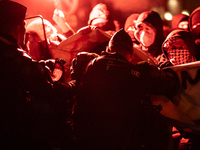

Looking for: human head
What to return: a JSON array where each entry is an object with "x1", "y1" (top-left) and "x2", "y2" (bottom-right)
[
  {"x1": 25, "y1": 18, "x2": 58, "y2": 61},
  {"x1": 134, "y1": 11, "x2": 164, "y2": 48},
  {"x1": 189, "y1": 6, "x2": 200, "y2": 43},
  {"x1": 171, "y1": 14, "x2": 189, "y2": 31},
  {"x1": 0, "y1": 0, "x2": 27, "y2": 47},
  {"x1": 88, "y1": 3, "x2": 115, "y2": 31},
  {"x1": 26, "y1": 16, "x2": 59, "y2": 61},
  {"x1": 162, "y1": 29, "x2": 196, "y2": 65},
  {"x1": 124, "y1": 13, "x2": 140, "y2": 43},
  {"x1": 26, "y1": 18, "x2": 58, "y2": 42},
  {"x1": 108, "y1": 28, "x2": 133, "y2": 61}
]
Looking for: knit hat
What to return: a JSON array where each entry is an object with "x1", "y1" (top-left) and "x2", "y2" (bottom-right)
[
  {"x1": 109, "y1": 28, "x2": 133, "y2": 54},
  {"x1": 0, "y1": 0, "x2": 27, "y2": 26},
  {"x1": 88, "y1": 3, "x2": 110, "y2": 25},
  {"x1": 124, "y1": 13, "x2": 140, "y2": 31}
]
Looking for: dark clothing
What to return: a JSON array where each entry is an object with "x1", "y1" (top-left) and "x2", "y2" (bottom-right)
[
  {"x1": 189, "y1": 7, "x2": 200, "y2": 60},
  {"x1": 135, "y1": 11, "x2": 164, "y2": 58},
  {"x1": 157, "y1": 29, "x2": 197, "y2": 68},
  {"x1": 73, "y1": 52, "x2": 179, "y2": 150},
  {"x1": 189, "y1": 6, "x2": 200, "y2": 32},
  {"x1": 0, "y1": 33, "x2": 76, "y2": 150}
]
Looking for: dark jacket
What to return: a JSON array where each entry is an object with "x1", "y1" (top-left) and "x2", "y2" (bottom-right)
[
  {"x1": 0, "y1": 33, "x2": 76, "y2": 150},
  {"x1": 73, "y1": 51, "x2": 179, "y2": 150}
]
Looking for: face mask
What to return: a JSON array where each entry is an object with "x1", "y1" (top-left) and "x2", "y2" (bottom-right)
[
  {"x1": 163, "y1": 38, "x2": 196, "y2": 65},
  {"x1": 166, "y1": 48, "x2": 196, "y2": 65},
  {"x1": 134, "y1": 22, "x2": 156, "y2": 47}
]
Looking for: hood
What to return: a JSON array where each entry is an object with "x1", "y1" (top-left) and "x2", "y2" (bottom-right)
[
  {"x1": 135, "y1": 11, "x2": 164, "y2": 56},
  {"x1": 171, "y1": 14, "x2": 189, "y2": 29},
  {"x1": 189, "y1": 7, "x2": 200, "y2": 39},
  {"x1": 88, "y1": 3, "x2": 116, "y2": 31},
  {"x1": 162, "y1": 29, "x2": 196, "y2": 65},
  {"x1": 124, "y1": 13, "x2": 140, "y2": 31},
  {"x1": 88, "y1": 3, "x2": 110, "y2": 25},
  {"x1": 189, "y1": 6, "x2": 200, "y2": 31}
]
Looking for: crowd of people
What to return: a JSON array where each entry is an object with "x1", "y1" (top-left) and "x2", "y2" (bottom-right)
[{"x1": 1, "y1": 0, "x2": 200, "y2": 149}]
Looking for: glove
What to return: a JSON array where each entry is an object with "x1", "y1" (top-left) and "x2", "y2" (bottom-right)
[
  {"x1": 42, "y1": 58, "x2": 66, "y2": 82},
  {"x1": 156, "y1": 54, "x2": 173, "y2": 69}
]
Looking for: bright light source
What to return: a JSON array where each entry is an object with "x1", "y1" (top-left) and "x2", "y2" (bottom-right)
[
  {"x1": 167, "y1": 0, "x2": 181, "y2": 15},
  {"x1": 168, "y1": 0, "x2": 179, "y2": 8},
  {"x1": 182, "y1": 10, "x2": 190, "y2": 16},
  {"x1": 164, "y1": 12, "x2": 173, "y2": 21}
]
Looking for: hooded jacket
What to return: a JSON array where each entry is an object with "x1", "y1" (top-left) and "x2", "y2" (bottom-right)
[
  {"x1": 124, "y1": 13, "x2": 140, "y2": 31},
  {"x1": 88, "y1": 3, "x2": 120, "y2": 35},
  {"x1": 135, "y1": 11, "x2": 164, "y2": 58},
  {"x1": 189, "y1": 6, "x2": 200, "y2": 44},
  {"x1": 171, "y1": 14, "x2": 189, "y2": 30},
  {"x1": 157, "y1": 29, "x2": 197, "y2": 68},
  {"x1": 189, "y1": 6, "x2": 200, "y2": 32}
]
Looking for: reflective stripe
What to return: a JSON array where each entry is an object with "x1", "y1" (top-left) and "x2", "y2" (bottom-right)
[{"x1": 0, "y1": 36, "x2": 12, "y2": 45}]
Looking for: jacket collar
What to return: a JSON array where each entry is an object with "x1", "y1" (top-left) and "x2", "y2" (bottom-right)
[{"x1": 0, "y1": 32, "x2": 19, "y2": 48}]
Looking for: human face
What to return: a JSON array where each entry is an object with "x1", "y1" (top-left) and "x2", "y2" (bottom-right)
[
  {"x1": 163, "y1": 37, "x2": 196, "y2": 65},
  {"x1": 134, "y1": 22, "x2": 156, "y2": 48}
]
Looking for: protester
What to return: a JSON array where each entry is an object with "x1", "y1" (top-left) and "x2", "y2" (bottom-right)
[
  {"x1": 52, "y1": 8, "x2": 75, "y2": 38},
  {"x1": 157, "y1": 29, "x2": 197, "y2": 68},
  {"x1": 171, "y1": 14, "x2": 189, "y2": 31},
  {"x1": 134, "y1": 10, "x2": 165, "y2": 62},
  {"x1": 70, "y1": 3, "x2": 121, "y2": 55},
  {"x1": 124, "y1": 13, "x2": 145, "y2": 64},
  {"x1": 88, "y1": 3, "x2": 120, "y2": 35},
  {"x1": 71, "y1": 29, "x2": 180, "y2": 150},
  {"x1": 53, "y1": 3, "x2": 120, "y2": 37},
  {"x1": 25, "y1": 17, "x2": 67, "y2": 61},
  {"x1": 189, "y1": 6, "x2": 200, "y2": 60},
  {"x1": 50, "y1": 4, "x2": 120, "y2": 82},
  {"x1": 0, "y1": 1, "x2": 77, "y2": 149}
]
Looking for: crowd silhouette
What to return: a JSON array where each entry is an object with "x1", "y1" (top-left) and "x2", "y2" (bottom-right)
[{"x1": 1, "y1": 0, "x2": 200, "y2": 149}]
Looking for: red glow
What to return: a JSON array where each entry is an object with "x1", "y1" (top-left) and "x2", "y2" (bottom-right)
[{"x1": 12, "y1": 0, "x2": 200, "y2": 32}]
